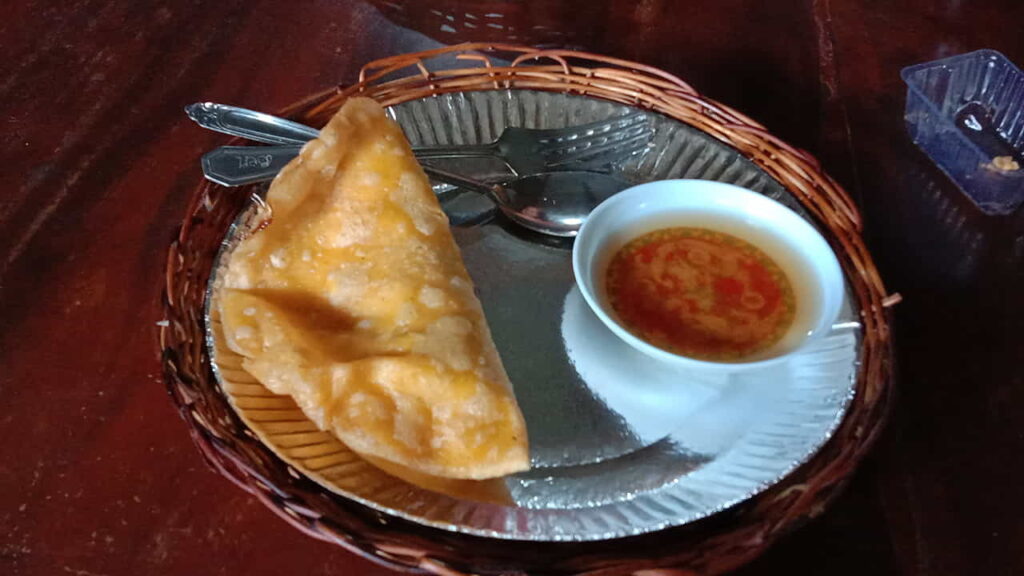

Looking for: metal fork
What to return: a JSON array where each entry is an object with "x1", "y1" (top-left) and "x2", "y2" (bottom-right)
[{"x1": 187, "y1": 103, "x2": 653, "y2": 187}]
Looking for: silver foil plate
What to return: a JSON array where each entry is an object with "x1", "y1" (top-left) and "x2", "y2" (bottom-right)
[{"x1": 207, "y1": 90, "x2": 858, "y2": 541}]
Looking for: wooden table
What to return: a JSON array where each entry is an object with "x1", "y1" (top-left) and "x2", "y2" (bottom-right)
[{"x1": 2, "y1": 1, "x2": 1022, "y2": 574}]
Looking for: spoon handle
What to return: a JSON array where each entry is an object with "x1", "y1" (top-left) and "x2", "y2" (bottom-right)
[
  {"x1": 201, "y1": 144, "x2": 499, "y2": 201},
  {"x1": 201, "y1": 145, "x2": 302, "y2": 186},
  {"x1": 419, "y1": 165, "x2": 503, "y2": 200},
  {"x1": 186, "y1": 103, "x2": 320, "y2": 145}
]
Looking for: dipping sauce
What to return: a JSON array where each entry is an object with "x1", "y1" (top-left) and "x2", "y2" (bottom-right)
[{"x1": 605, "y1": 227, "x2": 796, "y2": 361}]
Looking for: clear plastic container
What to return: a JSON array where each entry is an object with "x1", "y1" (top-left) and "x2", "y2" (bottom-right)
[{"x1": 901, "y1": 49, "x2": 1024, "y2": 215}]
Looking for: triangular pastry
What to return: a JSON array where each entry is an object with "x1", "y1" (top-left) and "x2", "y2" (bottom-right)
[{"x1": 218, "y1": 98, "x2": 529, "y2": 480}]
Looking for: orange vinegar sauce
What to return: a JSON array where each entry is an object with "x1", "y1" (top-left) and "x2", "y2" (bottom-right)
[{"x1": 605, "y1": 226, "x2": 804, "y2": 362}]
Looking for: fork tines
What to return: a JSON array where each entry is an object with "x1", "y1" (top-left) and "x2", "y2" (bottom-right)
[{"x1": 540, "y1": 113, "x2": 654, "y2": 167}]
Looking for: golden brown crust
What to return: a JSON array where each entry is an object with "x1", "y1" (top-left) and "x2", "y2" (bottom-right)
[{"x1": 218, "y1": 98, "x2": 529, "y2": 480}]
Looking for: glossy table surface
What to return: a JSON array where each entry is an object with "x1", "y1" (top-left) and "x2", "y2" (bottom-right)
[{"x1": 2, "y1": 1, "x2": 1023, "y2": 574}]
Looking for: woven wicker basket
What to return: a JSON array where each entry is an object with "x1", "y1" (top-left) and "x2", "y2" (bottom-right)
[{"x1": 161, "y1": 43, "x2": 897, "y2": 575}]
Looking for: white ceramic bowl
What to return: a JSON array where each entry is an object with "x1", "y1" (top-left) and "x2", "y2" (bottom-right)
[{"x1": 572, "y1": 179, "x2": 845, "y2": 371}]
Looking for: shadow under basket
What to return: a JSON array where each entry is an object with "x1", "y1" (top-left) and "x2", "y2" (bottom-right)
[{"x1": 160, "y1": 43, "x2": 897, "y2": 575}]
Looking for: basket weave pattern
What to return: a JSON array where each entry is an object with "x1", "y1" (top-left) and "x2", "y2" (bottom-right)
[{"x1": 161, "y1": 44, "x2": 895, "y2": 575}]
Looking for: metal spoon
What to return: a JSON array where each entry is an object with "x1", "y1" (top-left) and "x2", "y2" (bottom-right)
[
  {"x1": 188, "y1": 103, "x2": 633, "y2": 236},
  {"x1": 426, "y1": 167, "x2": 630, "y2": 237},
  {"x1": 200, "y1": 143, "x2": 628, "y2": 236}
]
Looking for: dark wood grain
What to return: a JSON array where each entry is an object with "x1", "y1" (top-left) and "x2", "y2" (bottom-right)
[{"x1": 2, "y1": 1, "x2": 1022, "y2": 575}]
